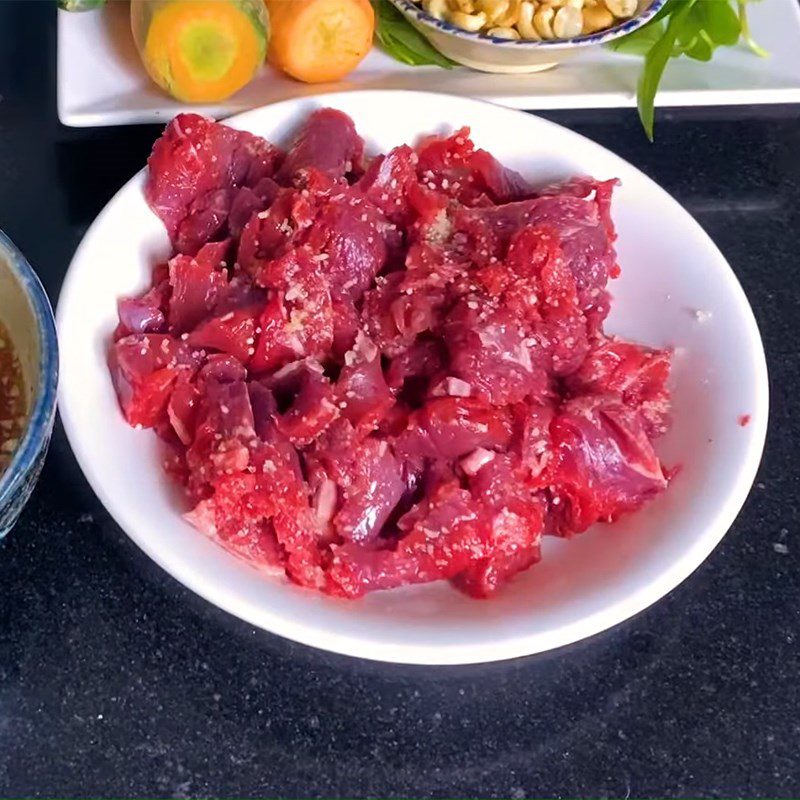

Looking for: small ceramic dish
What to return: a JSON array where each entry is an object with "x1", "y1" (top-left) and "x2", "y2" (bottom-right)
[
  {"x1": 389, "y1": 0, "x2": 666, "y2": 72},
  {"x1": 0, "y1": 231, "x2": 58, "y2": 538}
]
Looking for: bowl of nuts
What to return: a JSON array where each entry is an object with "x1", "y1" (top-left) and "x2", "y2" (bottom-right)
[{"x1": 390, "y1": 0, "x2": 665, "y2": 72}]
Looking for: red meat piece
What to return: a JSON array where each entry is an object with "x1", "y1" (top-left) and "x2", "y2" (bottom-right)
[
  {"x1": 304, "y1": 195, "x2": 389, "y2": 300},
  {"x1": 250, "y1": 252, "x2": 335, "y2": 369},
  {"x1": 336, "y1": 333, "x2": 394, "y2": 431},
  {"x1": 444, "y1": 295, "x2": 548, "y2": 405},
  {"x1": 454, "y1": 454, "x2": 544, "y2": 597},
  {"x1": 186, "y1": 306, "x2": 258, "y2": 364},
  {"x1": 186, "y1": 378, "x2": 257, "y2": 493},
  {"x1": 337, "y1": 439, "x2": 404, "y2": 544},
  {"x1": 109, "y1": 334, "x2": 200, "y2": 427},
  {"x1": 269, "y1": 360, "x2": 339, "y2": 446},
  {"x1": 198, "y1": 353, "x2": 248, "y2": 385},
  {"x1": 276, "y1": 108, "x2": 364, "y2": 184},
  {"x1": 186, "y1": 441, "x2": 325, "y2": 588},
  {"x1": 117, "y1": 283, "x2": 168, "y2": 336},
  {"x1": 329, "y1": 479, "x2": 489, "y2": 597},
  {"x1": 385, "y1": 338, "x2": 446, "y2": 394},
  {"x1": 514, "y1": 401, "x2": 556, "y2": 484},
  {"x1": 395, "y1": 397, "x2": 514, "y2": 462},
  {"x1": 250, "y1": 292, "x2": 303, "y2": 374},
  {"x1": 307, "y1": 420, "x2": 405, "y2": 546},
  {"x1": 356, "y1": 144, "x2": 420, "y2": 226},
  {"x1": 454, "y1": 184, "x2": 618, "y2": 324},
  {"x1": 362, "y1": 249, "x2": 461, "y2": 356},
  {"x1": 547, "y1": 395, "x2": 669, "y2": 535},
  {"x1": 213, "y1": 272, "x2": 268, "y2": 316},
  {"x1": 228, "y1": 177, "x2": 281, "y2": 237},
  {"x1": 237, "y1": 187, "x2": 319, "y2": 278},
  {"x1": 167, "y1": 380, "x2": 200, "y2": 445},
  {"x1": 331, "y1": 294, "x2": 360, "y2": 357},
  {"x1": 565, "y1": 336, "x2": 672, "y2": 438},
  {"x1": 167, "y1": 241, "x2": 230, "y2": 333},
  {"x1": 146, "y1": 113, "x2": 282, "y2": 254},
  {"x1": 416, "y1": 127, "x2": 531, "y2": 206}
]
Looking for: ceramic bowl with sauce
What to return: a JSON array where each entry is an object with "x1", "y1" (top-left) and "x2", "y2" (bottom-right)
[{"x1": 0, "y1": 231, "x2": 58, "y2": 539}]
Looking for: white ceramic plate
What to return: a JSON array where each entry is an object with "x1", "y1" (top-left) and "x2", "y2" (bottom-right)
[
  {"x1": 58, "y1": 91, "x2": 768, "y2": 664},
  {"x1": 57, "y1": 0, "x2": 800, "y2": 127}
]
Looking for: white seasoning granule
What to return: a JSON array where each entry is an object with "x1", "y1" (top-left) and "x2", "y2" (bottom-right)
[{"x1": 693, "y1": 309, "x2": 713, "y2": 324}]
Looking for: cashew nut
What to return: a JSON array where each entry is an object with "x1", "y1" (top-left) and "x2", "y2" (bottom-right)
[
  {"x1": 447, "y1": 9, "x2": 489, "y2": 29},
  {"x1": 533, "y1": 4, "x2": 555, "y2": 37},
  {"x1": 488, "y1": 25, "x2": 522, "y2": 37},
  {"x1": 493, "y1": 0, "x2": 521, "y2": 26},
  {"x1": 423, "y1": 0, "x2": 449, "y2": 18},
  {"x1": 603, "y1": 0, "x2": 637, "y2": 17},
  {"x1": 477, "y1": 0, "x2": 511, "y2": 23},
  {"x1": 452, "y1": 0, "x2": 477, "y2": 13},
  {"x1": 516, "y1": 0, "x2": 541, "y2": 37},
  {"x1": 553, "y1": 4, "x2": 582, "y2": 36},
  {"x1": 581, "y1": 3, "x2": 613, "y2": 30}
]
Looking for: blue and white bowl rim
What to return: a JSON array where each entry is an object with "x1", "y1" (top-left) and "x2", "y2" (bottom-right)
[
  {"x1": 389, "y1": 0, "x2": 667, "y2": 47},
  {"x1": 0, "y1": 230, "x2": 58, "y2": 505}
]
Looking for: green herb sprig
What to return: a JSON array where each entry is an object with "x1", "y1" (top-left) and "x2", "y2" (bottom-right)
[
  {"x1": 608, "y1": 0, "x2": 767, "y2": 139},
  {"x1": 372, "y1": 0, "x2": 457, "y2": 67},
  {"x1": 57, "y1": 0, "x2": 107, "y2": 10}
]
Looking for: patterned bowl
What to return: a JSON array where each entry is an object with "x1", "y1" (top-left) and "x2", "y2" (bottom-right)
[
  {"x1": 0, "y1": 231, "x2": 58, "y2": 539},
  {"x1": 389, "y1": 0, "x2": 666, "y2": 73}
]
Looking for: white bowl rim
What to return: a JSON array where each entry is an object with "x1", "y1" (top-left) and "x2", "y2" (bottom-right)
[
  {"x1": 57, "y1": 91, "x2": 769, "y2": 665},
  {"x1": 388, "y1": 0, "x2": 668, "y2": 48}
]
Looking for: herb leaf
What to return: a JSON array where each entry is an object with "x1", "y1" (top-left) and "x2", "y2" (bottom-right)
[
  {"x1": 372, "y1": 0, "x2": 457, "y2": 68},
  {"x1": 609, "y1": 0, "x2": 769, "y2": 138},
  {"x1": 694, "y1": 0, "x2": 741, "y2": 46},
  {"x1": 57, "y1": 0, "x2": 106, "y2": 9},
  {"x1": 738, "y1": 0, "x2": 769, "y2": 57},
  {"x1": 606, "y1": 19, "x2": 666, "y2": 55},
  {"x1": 637, "y1": 0, "x2": 696, "y2": 140}
]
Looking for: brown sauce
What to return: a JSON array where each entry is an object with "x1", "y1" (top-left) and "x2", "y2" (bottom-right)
[{"x1": 0, "y1": 322, "x2": 26, "y2": 475}]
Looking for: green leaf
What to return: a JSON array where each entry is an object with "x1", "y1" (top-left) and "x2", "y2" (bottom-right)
[
  {"x1": 609, "y1": 0, "x2": 766, "y2": 137},
  {"x1": 738, "y1": 0, "x2": 769, "y2": 57},
  {"x1": 606, "y1": 19, "x2": 667, "y2": 55},
  {"x1": 682, "y1": 29, "x2": 716, "y2": 60},
  {"x1": 648, "y1": 0, "x2": 685, "y2": 24},
  {"x1": 675, "y1": 6, "x2": 702, "y2": 46},
  {"x1": 672, "y1": 8, "x2": 716, "y2": 59},
  {"x1": 57, "y1": 0, "x2": 106, "y2": 9},
  {"x1": 695, "y1": 0, "x2": 741, "y2": 45},
  {"x1": 637, "y1": 0, "x2": 697, "y2": 140},
  {"x1": 372, "y1": 0, "x2": 456, "y2": 67}
]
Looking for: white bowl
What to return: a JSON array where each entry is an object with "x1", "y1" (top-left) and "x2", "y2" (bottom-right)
[
  {"x1": 389, "y1": 0, "x2": 666, "y2": 73},
  {"x1": 57, "y1": 91, "x2": 768, "y2": 665}
]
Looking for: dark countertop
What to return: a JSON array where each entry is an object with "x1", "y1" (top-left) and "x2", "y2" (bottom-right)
[{"x1": 0, "y1": 2, "x2": 798, "y2": 797}]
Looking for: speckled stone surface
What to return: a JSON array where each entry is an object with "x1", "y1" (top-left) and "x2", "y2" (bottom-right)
[{"x1": 0, "y1": 2, "x2": 798, "y2": 797}]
